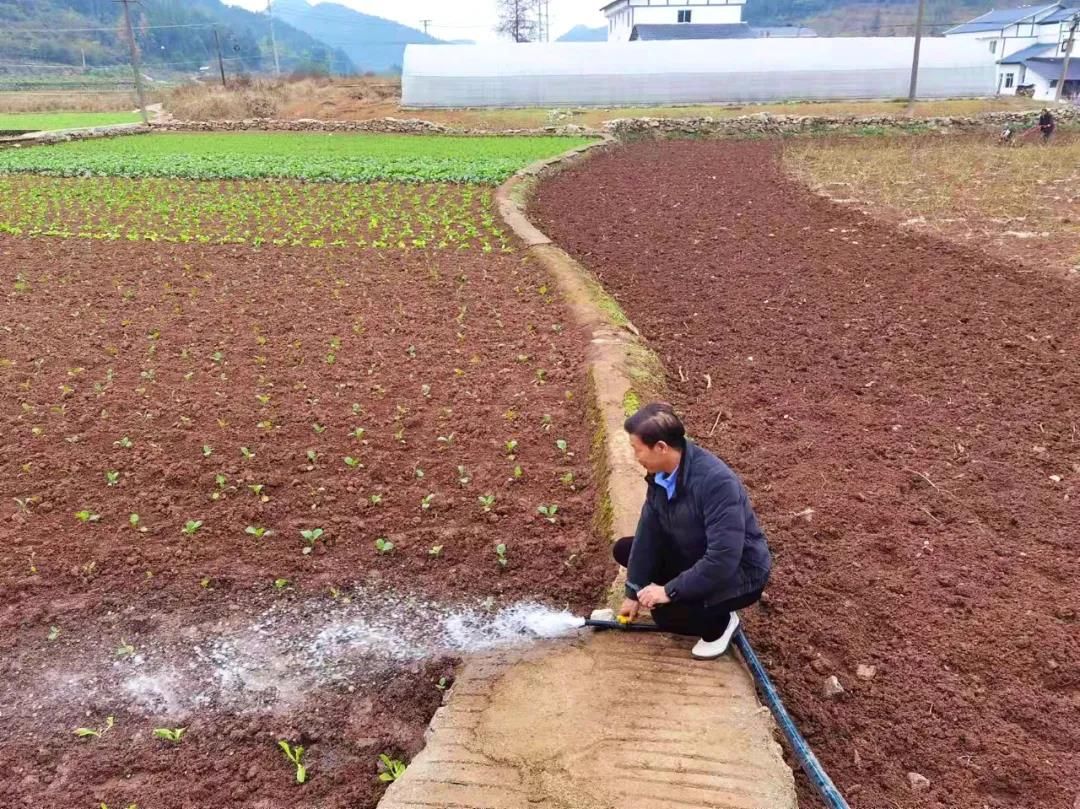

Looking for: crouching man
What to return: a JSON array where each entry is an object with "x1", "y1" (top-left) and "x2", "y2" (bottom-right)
[{"x1": 616, "y1": 402, "x2": 772, "y2": 659}]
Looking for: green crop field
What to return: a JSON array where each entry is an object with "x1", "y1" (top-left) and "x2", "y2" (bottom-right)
[
  {"x1": 0, "y1": 176, "x2": 506, "y2": 250},
  {"x1": 0, "y1": 132, "x2": 595, "y2": 183},
  {"x1": 0, "y1": 111, "x2": 143, "y2": 132}
]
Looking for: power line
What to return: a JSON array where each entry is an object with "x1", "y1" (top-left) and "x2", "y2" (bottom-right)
[{"x1": 5, "y1": 22, "x2": 219, "y2": 34}]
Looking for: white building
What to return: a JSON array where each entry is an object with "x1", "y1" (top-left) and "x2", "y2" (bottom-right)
[
  {"x1": 944, "y1": 3, "x2": 1079, "y2": 99},
  {"x1": 603, "y1": 0, "x2": 748, "y2": 42}
]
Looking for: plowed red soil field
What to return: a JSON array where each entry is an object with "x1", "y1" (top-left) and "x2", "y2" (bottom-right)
[
  {"x1": 533, "y1": 139, "x2": 1080, "y2": 809},
  {"x1": 0, "y1": 235, "x2": 609, "y2": 808}
]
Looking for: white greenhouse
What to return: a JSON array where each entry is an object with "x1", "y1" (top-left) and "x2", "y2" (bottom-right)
[{"x1": 402, "y1": 38, "x2": 997, "y2": 108}]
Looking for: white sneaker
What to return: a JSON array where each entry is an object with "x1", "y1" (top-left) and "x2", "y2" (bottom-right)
[{"x1": 691, "y1": 612, "x2": 740, "y2": 660}]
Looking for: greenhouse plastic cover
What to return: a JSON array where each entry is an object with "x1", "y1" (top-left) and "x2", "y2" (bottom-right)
[{"x1": 402, "y1": 38, "x2": 996, "y2": 107}]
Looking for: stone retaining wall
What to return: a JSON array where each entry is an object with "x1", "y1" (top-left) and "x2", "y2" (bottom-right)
[
  {"x1": 153, "y1": 117, "x2": 595, "y2": 137},
  {"x1": 604, "y1": 107, "x2": 1080, "y2": 137}
]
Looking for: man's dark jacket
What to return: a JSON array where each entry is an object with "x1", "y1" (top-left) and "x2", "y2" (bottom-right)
[{"x1": 626, "y1": 440, "x2": 771, "y2": 606}]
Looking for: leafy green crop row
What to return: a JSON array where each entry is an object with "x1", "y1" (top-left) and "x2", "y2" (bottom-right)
[
  {"x1": 0, "y1": 132, "x2": 595, "y2": 184},
  {"x1": 0, "y1": 112, "x2": 142, "y2": 132},
  {"x1": 0, "y1": 177, "x2": 508, "y2": 250}
]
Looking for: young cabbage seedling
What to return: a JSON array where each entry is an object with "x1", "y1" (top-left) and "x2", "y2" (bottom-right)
[
  {"x1": 75, "y1": 510, "x2": 101, "y2": 523},
  {"x1": 555, "y1": 439, "x2": 569, "y2": 456},
  {"x1": 245, "y1": 525, "x2": 272, "y2": 539},
  {"x1": 74, "y1": 716, "x2": 114, "y2": 740},
  {"x1": 504, "y1": 439, "x2": 518, "y2": 458},
  {"x1": 537, "y1": 504, "x2": 559, "y2": 524},
  {"x1": 278, "y1": 740, "x2": 307, "y2": 784},
  {"x1": 300, "y1": 528, "x2": 323, "y2": 555},
  {"x1": 377, "y1": 754, "x2": 407, "y2": 783},
  {"x1": 374, "y1": 537, "x2": 394, "y2": 554},
  {"x1": 105, "y1": 470, "x2": 120, "y2": 486},
  {"x1": 351, "y1": 427, "x2": 366, "y2": 441},
  {"x1": 478, "y1": 494, "x2": 495, "y2": 512},
  {"x1": 240, "y1": 446, "x2": 255, "y2": 460},
  {"x1": 202, "y1": 445, "x2": 213, "y2": 457},
  {"x1": 457, "y1": 465, "x2": 470, "y2": 486},
  {"x1": 181, "y1": 520, "x2": 203, "y2": 536},
  {"x1": 370, "y1": 493, "x2": 383, "y2": 505},
  {"x1": 153, "y1": 727, "x2": 186, "y2": 744},
  {"x1": 495, "y1": 543, "x2": 508, "y2": 567},
  {"x1": 344, "y1": 456, "x2": 361, "y2": 469},
  {"x1": 116, "y1": 639, "x2": 135, "y2": 658},
  {"x1": 420, "y1": 493, "x2": 435, "y2": 511}
]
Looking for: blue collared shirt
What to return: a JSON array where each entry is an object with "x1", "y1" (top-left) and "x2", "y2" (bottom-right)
[{"x1": 655, "y1": 466, "x2": 678, "y2": 500}]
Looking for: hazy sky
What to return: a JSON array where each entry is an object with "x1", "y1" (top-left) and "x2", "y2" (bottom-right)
[{"x1": 225, "y1": 0, "x2": 609, "y2": 42}]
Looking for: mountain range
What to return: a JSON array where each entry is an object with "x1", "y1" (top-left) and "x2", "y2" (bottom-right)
[
  {"x1": 0, "y1": 0, "x2": 354, "y2": 74},
  {"x1": 1, "y1": 0, "x2": 1002, "y2": 76}
]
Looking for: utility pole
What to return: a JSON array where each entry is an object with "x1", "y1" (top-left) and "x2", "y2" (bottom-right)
[
  {"x1": 267, "y1": 0, "x2": 281, "y2": 76},
  {"x1": 213, "y1": 27, "x2": 227, "y2": 88},
  {"x1": 1054, "y1": 13, "x2": 1078, "y2": 102},
  {"x1": 421, "y1": 19, "x2": 432, "y2": 35},
  {"x1": 116, "y1": 0, "x2": 149, "y2": 124},
  {"x1": 906, "y1": 0, "x2": 927, "y2": 110}
]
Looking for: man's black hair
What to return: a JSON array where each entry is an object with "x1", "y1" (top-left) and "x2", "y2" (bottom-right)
[{"x1": 623, "y1": 401, "x2": 686, "y2": 449}]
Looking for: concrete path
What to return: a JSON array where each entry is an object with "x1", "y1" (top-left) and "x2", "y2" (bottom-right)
[{"x1": 380, "y1": 631, "x2": 796, "y2": 809}]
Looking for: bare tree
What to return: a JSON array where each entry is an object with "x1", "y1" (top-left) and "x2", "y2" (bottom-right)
[{"x1": 496, "y1": 0, "x2": 541, "y2": 42}]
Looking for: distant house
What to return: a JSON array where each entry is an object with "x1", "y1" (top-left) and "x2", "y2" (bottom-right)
[
  {"x1": 603, "y1": 0, "x2": 748, "y2": 42},
  {"x1": 945, "y1": 3, "x2": 1079, "y2": 99}
]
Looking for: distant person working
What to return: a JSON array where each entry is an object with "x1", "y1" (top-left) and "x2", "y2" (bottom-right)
[
  {"x1": 615, "y1": 403, "x2": 772, "y2": 659},
  {"x1": 1039, "y1": 108, "x2": 1055, "y2": 143}
]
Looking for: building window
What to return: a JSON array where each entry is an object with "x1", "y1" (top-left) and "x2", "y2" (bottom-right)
[
  {"x1": 1064, "y1": 41, "x2": 1071, "y2": 53},
  {"x1": 1050, "y1": 79, "x2": 1059, "y2": 88},
  {"x1": 677, "y1": 9, "x2": 692, "y2": 23},
  {"x1": 989, "y1": 40, "x2": 997, "y2": 53},
  {"x1": 1004, "y1": 72, "x2": 1014, "y2": 88}
]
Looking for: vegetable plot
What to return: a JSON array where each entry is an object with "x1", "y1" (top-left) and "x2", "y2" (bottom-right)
[
  {"x1": 0, "y1": 132, "x2": 596, "y2": 184},
  {"x1": 0, "y1": 177, "x2": 506, "y2": 250}
]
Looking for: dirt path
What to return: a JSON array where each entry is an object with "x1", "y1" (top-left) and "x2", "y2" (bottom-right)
[{"x1": 532, "y1": 139, "x2": 1080, "y2": 809}]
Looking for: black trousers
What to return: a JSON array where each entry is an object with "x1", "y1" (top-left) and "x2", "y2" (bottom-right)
[{"x1": 613, "y1": 536, "x2": 763, "y2": 642}]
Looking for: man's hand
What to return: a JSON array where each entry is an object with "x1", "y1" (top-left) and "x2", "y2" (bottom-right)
[
  {"x1": 618, "y1": 598, "x2": 640, "y2": 622},
  {"x1": 636, "y1": 584, "x2": 671, "y2": 609}
]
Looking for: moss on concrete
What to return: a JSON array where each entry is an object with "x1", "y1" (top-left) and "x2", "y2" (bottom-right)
[{"x1": 586, "y1": 367, "x2": 614, "y2": 546}]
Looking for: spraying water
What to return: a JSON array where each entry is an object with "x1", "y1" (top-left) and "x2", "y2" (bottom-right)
[{"x1": 32, "y1": 591, "x2": 593, "y2": 720}]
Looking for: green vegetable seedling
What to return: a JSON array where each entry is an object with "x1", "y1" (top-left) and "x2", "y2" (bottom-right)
[
  {"x1": 537, "y1": 504, "x2": 559, "y2": 524},
  {"x1": 75, "y1": 510, "x2": 101, "y2": 523},
  {"x1": 374, "y1": 537, "x2": 394, "y2": 554},
  {"x1": 300, "y1": 528, "x2": 323, "y2": 554},
  {"x1": 478, "y1": 494, "x2": 495, "y2": 512},
  {"x1": 181, "y1": 520, "x2": 203, "y2": 535},
  {"x1": 245, "y1": 525, "x2": 272, "y2": 539},
  {"x1": 495, "y1": 543, "x2": 508, "y2": 567},
  {"x1": 105, "y1": 470, "x2": 119, "y2": 486},
  {"x1": 153, "y1": 727, "x2": 185, "y2": 743},
  {"x1": 74, "y1": 716, "x2": 114, "y2": 740},
  {"x1": 378, "y1": 753, "x2": 407, "y2": 783},
  {"x1": 278, "y1": 740, "x2": 307, "y2": 784}
]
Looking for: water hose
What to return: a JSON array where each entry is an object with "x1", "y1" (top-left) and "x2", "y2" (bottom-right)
[
  {"x1": 584, "y1": 617, "x2": 850, "y2": 808},
  {"x1": 733, "y1": 628, "x2": 851, "y2": 809}
]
